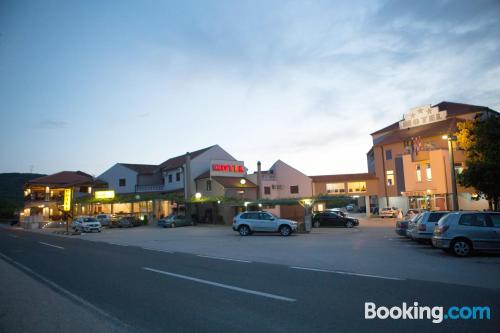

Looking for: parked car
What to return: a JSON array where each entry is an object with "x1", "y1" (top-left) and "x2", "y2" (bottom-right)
[
  {"x1": 72, "y1": 216, "x2": 101, "y2": 233},
  {"x1": 395, "y1": 213, "x2": 422, "y2": 236},
  {"x1": 433, "y1": 211, "x2": 500, "y2": 257},
  {"x1": 409, "y1": 211, "x2": 450, "y2": 242},
  {"x1": 157, "y1": 215, "x2": 191, "y2": 228},
  {"x1": 312, "y1": 211, "x2": 359, "y2": 228},
  {"x1": 380, "y1": 207, "x2": 399, "y2": 218},
  {"x1": 346, "y1": 204, "x2": 355, "y2": 212},
  {"x1": 110, "y1": 216, "x2": 142, "y2": 228},
  {"x1": 232, "y1": 211, "x2": 298, "y2": 236},
  {"x1": 96, "y1": 214, "x2": 114, "y2": 227}
]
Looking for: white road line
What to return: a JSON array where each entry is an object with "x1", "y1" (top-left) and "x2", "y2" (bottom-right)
[
  {"x1": 197, "y1": 255, "x2": 251, "y2": 263},
  {"x1": 290, "y1": 266, "x2": 405, "y2": 281},
  {"x1": 0, "y1": 252, "x2": 131, "y2": 331},
  {"x1": 141, "y1": 247, "x2": 173, "y2": 253},
  {"x1": 39, "y1": 242, "x2": 64, "y2": 250},
  {"x1": 8, "y1": 234, "x2": 18, "y2": 238},
  {"x1": 143, "y1": 267, "x2": 296, "y2": 302}
]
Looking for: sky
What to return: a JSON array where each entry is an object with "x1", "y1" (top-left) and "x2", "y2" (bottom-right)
[{"x1": 1, "y1": 0, "x2": 499, "y2": 177}]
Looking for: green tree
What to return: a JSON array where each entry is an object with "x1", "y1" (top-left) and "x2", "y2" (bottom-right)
[{"x1": 456, "y1": 116, "x2": 500, "y2": 210}]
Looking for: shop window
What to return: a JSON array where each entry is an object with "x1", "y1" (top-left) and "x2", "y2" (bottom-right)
[
  {"x1": 426, "y1": 163, "x2": 432, "y2": 181},
  {"x1": 416, "y1": 165, "x2": 422, "y2": 182},
  {"x1": 168, "y1": 174, "x2": 173, "y2": 183},
  {"x1": 119, "y1": 178, "x2": 126, "y2": 187},
  {"x1": 326, "y1": 183, "x2": 345, "y2": 194},
  {"x1": 206, "y1": 180, "x2": 212, "y2": 192},
  {"x1": 290, "y1": 185, "x2": 299, "y2": 194},
  {"x1": 347, "y1": 182, "x2": 366, "y2": 193},
  {"x1": 264, "y1": 186, "x2": 271, "y2": 195},
  {"x1": 385, "y1": 149, "x2": 392, "y2": 160},
  {"x1": 386, "y1": 170, "x2": 395, "y2": 187},
  {"x1": 176, "y1": 172, "x2": 181, "y2": 182}
]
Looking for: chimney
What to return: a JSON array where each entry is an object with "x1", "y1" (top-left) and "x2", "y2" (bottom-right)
[{"x1": 257, "y1": 161, "x2": 262, "y2": 200}]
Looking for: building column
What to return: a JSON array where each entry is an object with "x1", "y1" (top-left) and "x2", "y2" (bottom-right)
[{"x1": 365, "y1": 196, "x2": 371, "y2": 217}]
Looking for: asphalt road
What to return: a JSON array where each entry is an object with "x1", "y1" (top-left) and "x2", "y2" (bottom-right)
[{"x1": 0, "y1": 228, "x2": 499, "y2": 333}]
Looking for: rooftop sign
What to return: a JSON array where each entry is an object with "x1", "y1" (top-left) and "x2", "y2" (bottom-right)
[
  {"x1": 399, "y1": 105, "x2": 447, "y2": 130},
  {"x1": 95, "y1": 190, "x2": 115, "y2": 199},
  {"x1": 210, "y1": 160, "x2": 245, "y2": 177}
]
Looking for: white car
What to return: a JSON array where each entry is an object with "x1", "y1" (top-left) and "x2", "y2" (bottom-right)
[
  {"x1": 72, "y1": 216, "x2": 101, "y2": 233},
  {"x1": 380, "y1": 207, "x2": 399, "y2": 218},
  {"x1": 232, "y1": 211, "x2": 298, "y2": 236}
]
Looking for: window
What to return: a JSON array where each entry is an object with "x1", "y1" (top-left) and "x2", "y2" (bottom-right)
[
  {"x1": 488, "y1": 213, "x2": 500, "y2": 227},
  {"x1": 385, "y1": 149, "x2": 392, "y2": 160},
  {"x1": 426, "y1": 163, "x2": 432, "y2": 181},
  {"x1": 290, "y1": 185, "x2": 299, "y2": 194},
  {"x1": 176, "y1": 172, "x2": 181, "y2": 182},
  {"x1": 206, "y1": 180, "x2": 212, "y2": 192},
  {"x1": 246, "y1": 212, "x2": 259, "y2": 219},
  {"x1": 119, "y1": 178, "x2": 126, "y2": 187},
  {"x1": 272, "y1": 184, "x2": 282, "y2": 190},
  {"x1": 386, "y1": 170, "x2": 395, "y2": 187},
  {"x1": 347, "y1": 181, "x2": 366, "y2": 193},
  {"x1": 459, "y1": 214, "x2": 487, "y2": 227},
  {"x1": 168, "y1": 174, "x2": 172, "y2": 183},
  {"x1": 428, "y1": 213, "x2": 447, "y2": 223},
  {"x1": 264, "y1": 186, "x2": 271, "y2": 195},
  {"x1": 416, "y1": 165, "x2": 422, "y2": 182},
  {"x1": 326, "y1": 183, "x2": 345, "y2": 194},
  {"x1": 259, "y1": 213, "x2": 274, "y2": 220},
  {"x1": 240, "y1": 213, "x2": 249, "y2": 219}
]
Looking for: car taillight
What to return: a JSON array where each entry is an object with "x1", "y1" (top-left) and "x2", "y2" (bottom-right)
[{"x1": 418, "y1": 224, "x2": 426, "y2": 231}]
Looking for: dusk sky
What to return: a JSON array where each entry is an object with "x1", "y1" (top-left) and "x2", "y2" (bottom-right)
[{"x1": 1, "y1": 0, "x2": 499, "y2": 177}]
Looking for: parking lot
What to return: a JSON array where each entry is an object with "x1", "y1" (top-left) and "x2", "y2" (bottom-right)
[{"x1": 31, "y1": 214, "x2": 500, "y2": 290}]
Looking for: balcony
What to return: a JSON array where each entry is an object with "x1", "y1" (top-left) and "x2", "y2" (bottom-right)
[{"x1": 135, "y1": 184, "x2": 165, "y2": 193}]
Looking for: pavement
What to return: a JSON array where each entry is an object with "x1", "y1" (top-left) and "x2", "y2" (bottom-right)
[
  {"x1": 21, "y1": 214, "x2": 500, "y2": 290},
  {"x1": 0, "y1": 218, "x2": 499, "y2": 332}
]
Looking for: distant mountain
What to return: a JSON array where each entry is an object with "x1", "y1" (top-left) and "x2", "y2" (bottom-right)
[{"x1": 0, "y1": 173, "x2": 46, "y2": 217}]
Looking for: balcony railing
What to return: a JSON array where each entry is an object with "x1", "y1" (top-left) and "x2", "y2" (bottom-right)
[{"x1": 135, "y1": 184, "x2": 165, "y2": 193}]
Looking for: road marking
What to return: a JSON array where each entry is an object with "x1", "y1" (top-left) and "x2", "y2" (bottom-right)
[
  {"x1": 290, "y1": 266, "x2": 405, "y2": 281},
  {"x1": 197, "y1": 255, "x2": 251, "y2": 263},
  {"x1": 39, "y1": 242, "x2": 64, "y2": 250},
  {"x1": 108, "y1": 242, "x2": 128, "y2": 246},
  {"x1": 143, "y1": 267, "x2": 296, "y2": 302},
  {"x1": 141, "y1": 247, "x2": 173, "y2": 253},
  {"x1": 0, "y1": 252, "x2": 132, "y2": 331},
  {"x1": 8, "y1": 234, "x2": 18, "y2": 238}
]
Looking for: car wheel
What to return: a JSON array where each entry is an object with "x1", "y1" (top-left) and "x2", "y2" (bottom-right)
[
  {"x1": 171, "y1": 223, "x2": 176, "y2": 228},
  {"x1": 345, "y1": 221, "x2": 354, "y2": 228},
  {"x1": 239, "y1": 225, "x2": 250, "y2": 236},
  {"x1": 279, "y1": 225, "x2": 291, "y2": 236},
  {"x1": 451, "y1": 239, "x2": 472, "y2": 257}
]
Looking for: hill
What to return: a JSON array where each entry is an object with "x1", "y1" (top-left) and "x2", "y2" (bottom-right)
[{"x1": 0, "y1": 173, "x2": 46, "y2": 218}]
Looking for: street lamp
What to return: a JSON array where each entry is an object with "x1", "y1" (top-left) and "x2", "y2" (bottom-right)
[
  {"x1": 442, "y1": 134, "x2": 459, "y2": 211},
  {"x1": 194, "y1": 192, "x2": 202, "y2": 200}
]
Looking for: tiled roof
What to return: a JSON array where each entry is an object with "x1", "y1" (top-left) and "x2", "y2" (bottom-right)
[
  {"x1": 120, "y1": 163, "x2": 157, "y2": 175},
  {"x1": 195, "y1": 170, "x2": 210, "y2": 180},
  {"x1": 27, "y1": 171, "x2": 106, "y2": 187},
  {"x1": 212, "y1": 176, "x2": 257, "y2": 188},
  {"x1": 370, "y1": 101, "x2": 498, "y2": 136},
  {"x1": 310, "y1": 173, "x2": 378, "y2": 183},
  {"x1": 158, "y1": 145, "x2": 215, "y2": 171}
]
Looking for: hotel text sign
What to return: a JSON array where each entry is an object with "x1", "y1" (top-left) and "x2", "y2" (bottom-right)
[
  {"x1": 210, "y1": 160, "x2": 245, "y2": 177},
  {"x1": 95, "y1": 190, "x2": 115, "y2": 200},
  {"x1": 399, "y1": 105, "x2": 447, "y2": 130},
  {"x1": 63, "y1": 188, "x2": 72, "y2": 211}
]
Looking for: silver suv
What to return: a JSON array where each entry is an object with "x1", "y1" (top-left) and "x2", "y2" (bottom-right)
[
  {"x1": 232, "y1": 211, "x2": 298, "y2": 236},
  {"x1": 409, "y1": 211, "x2": 450, "y2": 241},
  {"x1": 433, "y1": 211, "x2": 500, "y2": 257}
]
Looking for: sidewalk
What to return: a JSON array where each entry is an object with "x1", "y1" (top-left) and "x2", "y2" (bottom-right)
[{"x1": 0, "y1": 257, "x2": 131, "y2": 333}]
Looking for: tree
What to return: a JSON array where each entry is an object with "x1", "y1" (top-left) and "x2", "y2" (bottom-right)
[{"x1": 456, "y1": 115, "x2": 500, "y2": 210}]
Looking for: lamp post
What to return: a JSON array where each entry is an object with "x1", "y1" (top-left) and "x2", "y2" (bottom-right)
[{"x1": 442, "y1": 134, "x2": 459, "y2": 211}]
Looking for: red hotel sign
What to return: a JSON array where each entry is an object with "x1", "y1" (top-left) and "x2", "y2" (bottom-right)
[{"x1": 212, "y1": 164, "x2": 244, "y2": 173}]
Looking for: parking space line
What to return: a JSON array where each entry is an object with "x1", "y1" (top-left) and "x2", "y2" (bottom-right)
[
  {"x1": 39, "y1": 242, "x2": 64, "y2": 250},
  {"x1": 290, "y1": 266, "x2": 405, "y2": 281},
  {"x1": 141, "y1": 247, "x2": 173, "y2": 254},
  {"x1": 8, "y1": 234, "x2": 18, "y2": 238},
  {"x1": 197, "y1": 255, "x2": 251, "y2": 263},
  {"x1": 143, "y1": 267, "x2": 296, "y2": 302}
]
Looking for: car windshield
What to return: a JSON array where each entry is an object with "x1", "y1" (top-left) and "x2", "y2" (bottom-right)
[{"x1": 410, "y1": 213, "x2": 422, "y2": 222}]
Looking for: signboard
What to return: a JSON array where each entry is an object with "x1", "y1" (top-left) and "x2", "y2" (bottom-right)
[
  {"x1": 63, "y1": 188, "x2": 72, "y2": 211},
  {"x1": 399, "y1": 105, "x2": 447, "y2": 130},
  {"x1": 210, "y1": 160, "x2": 245, "y2": 177},
  {"x1": 95, "y1": 190, "x2": 115, "y2": 199}
]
